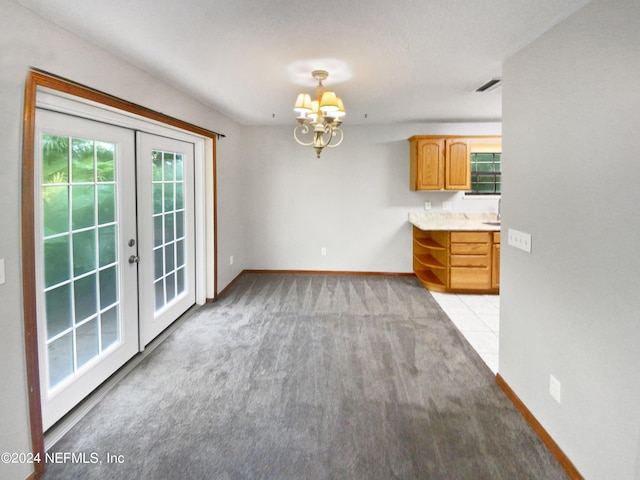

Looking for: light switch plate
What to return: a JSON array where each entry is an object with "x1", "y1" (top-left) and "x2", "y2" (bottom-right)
[
  {"x1": 507, "y1": 228, "x2": 532, "y2": 253},
  {"x1": 442, "y1": 201, "x2": 452, "y2": 210},
  {"x1": 0, "y1": 259, "x2": 5, "y2": 285}
]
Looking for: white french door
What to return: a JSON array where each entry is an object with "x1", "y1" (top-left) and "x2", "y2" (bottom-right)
[
  {"x1": 136, "y1": 133, "x2": 196, "y2": 347},
  {"x1": 35, "y1": 109, "x2": 139, "y2": 430},
  {"x1": 35, "y1": 110, "x2": 197, "y2": 430}
]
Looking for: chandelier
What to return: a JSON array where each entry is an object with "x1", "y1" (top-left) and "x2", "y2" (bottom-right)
[{"x1": 293, "y1": 70, "x2": 345, "y2": 158}]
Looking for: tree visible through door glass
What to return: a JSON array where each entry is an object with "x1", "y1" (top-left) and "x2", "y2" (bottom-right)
[{"x1": 41, "y1": 134, "x2": 121, "y2": 389}]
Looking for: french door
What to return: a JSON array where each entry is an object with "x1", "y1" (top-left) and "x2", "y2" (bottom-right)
[
  {"x1": 136, "y1": 133, "x2": 196, "y2": 347},
  {"x1": 35, "y1": 109, "x2": 196, "y2": 430}
]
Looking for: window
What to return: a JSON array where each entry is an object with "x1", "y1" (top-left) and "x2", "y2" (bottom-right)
[{"x1": 469, "y1": 152, "x2": 501, "y2": 195}]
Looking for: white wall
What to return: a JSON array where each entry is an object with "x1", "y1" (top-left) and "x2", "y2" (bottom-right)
[
  {"x1": 242, "y1": 122, "x2": 500, "y2": 272},
  {"x1": 0, "y1": 1, "x2": 246, "y2": 478},
  {"x1": 500, "y1": 0, "x2": 640, "y2": 478},
  {"x1": 215, "y1": 126, "x2": 250, "y2": 290}
]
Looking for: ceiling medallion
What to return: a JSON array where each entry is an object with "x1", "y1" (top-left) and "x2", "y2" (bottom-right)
[{"x1": 293, "y1": 70, "x2": 345, "y2": 158}]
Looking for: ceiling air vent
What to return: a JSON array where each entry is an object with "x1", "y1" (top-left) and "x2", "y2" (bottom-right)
[{"x1": 475, "y1": 78, "x2": 502, "y2": 93}]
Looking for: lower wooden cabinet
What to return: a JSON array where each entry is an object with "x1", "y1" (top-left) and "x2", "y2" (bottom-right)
[
  {"x1": 449, "y1": 231, "x2": 492, "y2": 290},
  {"x1": 492, "y1": 232, "x2": 500, "y2": 289},
  {"x1": 413, "y1": 227, "x2": 500, "y2": 294}
]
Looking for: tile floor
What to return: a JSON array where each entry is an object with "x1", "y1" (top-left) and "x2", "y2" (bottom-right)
[{"x1": 430, "y1": 292, "x2": 500, "y2": 374}]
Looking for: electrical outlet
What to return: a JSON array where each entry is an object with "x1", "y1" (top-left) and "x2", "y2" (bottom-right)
[
  {"x1": 229, "y1": 256, "x2": 234, "y2": 265},
  {"x1": 424, "y1": 201, "x2": 431, "y2": 210},
  {"x1": 549, "y1": 374, "x2": 561, "y2": 404},
  {"x1": 321, "y1": 247, "x2": 327, "y2": 256},
  {"x1": 507, "y1": 228, "x2": 532, "y2": 253},
  {"x1": 442, "y1": 201, "x2": 452, "y2": 210}
]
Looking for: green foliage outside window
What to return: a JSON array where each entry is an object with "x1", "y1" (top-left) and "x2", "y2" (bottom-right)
[{"x1": 41, "y1": 133, "x2": 120, "y2": 387}]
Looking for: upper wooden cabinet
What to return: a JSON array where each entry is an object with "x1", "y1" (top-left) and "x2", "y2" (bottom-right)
[
  {"x1": 410, "y1": 138, "x2": 445, "y2": 190},
  {"x1": 409, "y1": 136, "x2": 502, "y2": 191},
  {"x1": 410, "y1": 136, "x2": 469, "y2": 191},
  {"x1": 445, "y1": 138, "x2": 470, "y2": 190}
]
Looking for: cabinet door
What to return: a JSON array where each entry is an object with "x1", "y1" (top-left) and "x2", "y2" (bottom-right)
[
  {"x1": 413, "y1": 138, "x2": 444, "y2": 190},
  {"x1": 492, "y1": 243, "x2": 500, "y2": 288},
  {"x1": 445, "y1": 139, "x2": 470, "y2": 190},
  {"x1": 450, "y1": 267, "x2": 492, "y2": 290}
]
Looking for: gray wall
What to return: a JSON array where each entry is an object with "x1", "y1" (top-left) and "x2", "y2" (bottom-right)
[
  {"x1": 500, "y1": 0, "x2": 640, "y2": 478},
  {"x1": 241, "y1": 123, "x2": 501, "y2": 272}
]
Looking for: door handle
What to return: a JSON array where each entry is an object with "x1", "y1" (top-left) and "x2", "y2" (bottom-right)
[{"x1": 128, "y1": 255, "x2": 140, "y2": 264}]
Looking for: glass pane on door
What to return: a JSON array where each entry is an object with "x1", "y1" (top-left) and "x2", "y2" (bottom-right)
[
  {"x1": 151, "y1": 149, "x2": 187, "y2": 312},
  {"x1": 136, "y1": 132, "x2": 196, "y2": 348},
  {"x1": 41, "y1": 134, "x2": 121, "y2": 390}
]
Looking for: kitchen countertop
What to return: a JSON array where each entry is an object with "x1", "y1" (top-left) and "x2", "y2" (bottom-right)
[{"x1": 408, "y1": 212, "x2": 500, "y2": 231}]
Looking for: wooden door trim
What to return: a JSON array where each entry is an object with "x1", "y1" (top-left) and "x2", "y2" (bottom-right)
[
  {"x1": 21, "y1": 69, "x2": 219, "y2": 478},
  {"x1": 22, "y1": 68, "x2": 43, "y2": 480}
]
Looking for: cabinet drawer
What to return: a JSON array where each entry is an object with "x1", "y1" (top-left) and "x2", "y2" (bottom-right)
[
  {"x1": 450, "y1": 254, "x2": 489, "y2": 267},
  {"x1": 450, "y1": 243, "x2": 489, "y2": 255},
  {"x1": 450, "y1": 267, "x2": 491, "y2": 290},
  {"x1": 450, "y1": 231, "x2": 490, "y2": 243}
]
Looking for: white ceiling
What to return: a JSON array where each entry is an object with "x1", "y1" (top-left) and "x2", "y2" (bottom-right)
[{"x1": 14, "y1": 0, "x2": 591, "y2": 125}]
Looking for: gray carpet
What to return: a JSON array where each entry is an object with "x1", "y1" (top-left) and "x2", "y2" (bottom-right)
[{"x1": 43, "y1": 273, "x2": 567, "y2": 479}]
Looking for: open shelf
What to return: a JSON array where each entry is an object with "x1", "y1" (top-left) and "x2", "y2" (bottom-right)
[
  {"x1": 415, "y1": 269, "x2": 445, "y2": 288},
  {"x1": 414, "y1": 253, "x2": 445, "y2": 269},
  {"x1": 414, "y1": 237, "x2": 446, "y2": 250}
]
